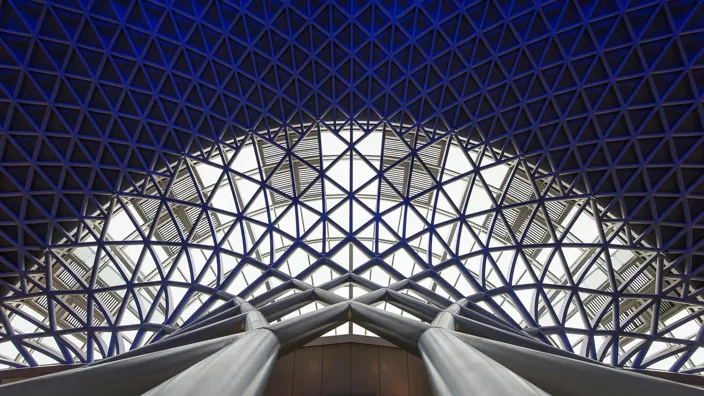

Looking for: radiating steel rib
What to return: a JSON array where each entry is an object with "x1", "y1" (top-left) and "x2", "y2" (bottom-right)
[
  {"x1": 420, "y1": 327, "x2": 551, "y2": 396},
  {"x1": 141, "y1": 298, "x2": 276, "y2": 396},
  {"x1": 88, "y1": 312, "x2": 250, "y2": 366},
  {"x1": 453, "y1": 332, "x2": 704, "y2": 396},
  {"x1": 457, "y1": 303, "x2": 533, "y2": 337},
  {"x1": 452, "y1": 313, "x2": 599, "y2": 366},
  {"x1": 248, "y1": 278, "x2": 309, "y2": 308},
  {"x1": 174, "y1": 297, "x2": 239, "y2": 330},
  {"x1": 142, "y1": 328, "x2": 279, "y2": 396},
  {"x1": 144, "y1": 300, "x2": 350, "y2": 396},
  {"x1": 347, "y1": 299, "x2": 550, "y2": 395},
  {"x1": 166, "y1": 302, "x2": 242, "y2": 337},
  {"x1": 87, "y1": 284, "x2": 327, "y2": 368},
  {"x1": 0, "y1": 333, "x2": 245, "y2": 396},
  {"x1": 431, "y1": 302, "x2": 461, "y2": 329},
  {"x1": 3, "y1": 280, "x2": 704, "y2": 396},
  {"x1": 149, "y1": 282, "x2": 599, "y2": 372}
]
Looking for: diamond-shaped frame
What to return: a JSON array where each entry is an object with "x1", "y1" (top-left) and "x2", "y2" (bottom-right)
[{"x1": 0, "y1": 0, "x2": 703, "y2": 375}]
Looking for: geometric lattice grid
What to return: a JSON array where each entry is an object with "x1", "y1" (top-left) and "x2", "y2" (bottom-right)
[
  {"x1": 0, "y1": 0, "x2": 703, "y2": 376},
  {"x1": 0, "y1": 122, "x2": 697, "y2": 372}
]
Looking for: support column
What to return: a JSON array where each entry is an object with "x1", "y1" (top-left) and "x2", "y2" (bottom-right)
[
  {"x1": 418, "y1": 328, "x2": 551, "y2": 396},
  {"x1": 168, "y1": 304, "x2": 242, "y2": 337},
  {"x1": 90, "y1": 312, "x2": 248, "y2": 366},
  {"x1": 431, "y1": 303, "x2": 461, "y2": 329},
  {"x1": 142, "y1": 328, "x2": 280, "y2": 396},
  {"x1": 142, "y1": 297, "x2": 349, "y2": 396},
  {"x1": 0, "y1": 333, "x2": 243, "y2": 396},
  {"x1": 237, "y1": 299, "x2": 274, "y2": 332},
  {"x1": 452, "y1": 314, "x2": 597, "y2": 365},
  {"x1": 454, "y1": 332, "x2": 704, "y2": 396}
]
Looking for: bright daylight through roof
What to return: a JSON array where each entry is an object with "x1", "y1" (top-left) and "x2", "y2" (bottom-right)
[
  {"x1": 3, "y1": 121, "x2": 700, "y2": 374},
  {"x1": 1, "y1": 1, "x2": 704, "y2": 394}
]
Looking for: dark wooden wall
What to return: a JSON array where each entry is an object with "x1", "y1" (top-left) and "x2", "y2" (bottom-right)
[{"x1": 263, "y1": 339, "x2": 432, "y2": 396}]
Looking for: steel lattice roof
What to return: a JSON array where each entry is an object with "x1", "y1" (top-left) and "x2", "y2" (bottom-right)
[{"x1": 0, "y1": 0, "x2": 703, "y2": 374}]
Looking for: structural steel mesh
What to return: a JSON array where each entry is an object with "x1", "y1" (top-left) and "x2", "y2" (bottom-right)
[{"x1": 0, "y1": 0, "x2": 702, "y2": 376}]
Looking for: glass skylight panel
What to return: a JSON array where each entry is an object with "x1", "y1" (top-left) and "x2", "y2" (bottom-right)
[
  {"x1": 0, "y1": 122, "x2": 696, "y2": 374},
  {"x1": 0, "y1": 0, "x2": 699, "y2": 385}
]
